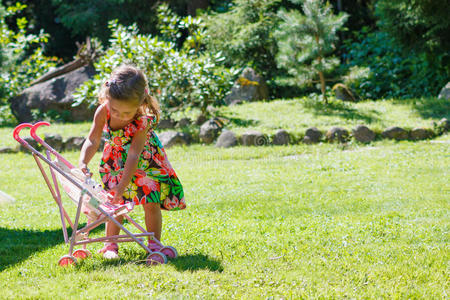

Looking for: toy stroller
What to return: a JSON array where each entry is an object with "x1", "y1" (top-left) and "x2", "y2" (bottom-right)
[{"x1": 13, "y1": 121, "x2": 178, "y2": 266}]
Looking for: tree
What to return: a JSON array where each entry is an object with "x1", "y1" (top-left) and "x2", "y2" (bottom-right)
[
  {"x1": 376, "y1": 0, "x2": 450, "y2": 76},
  {"x1": 275, "y1": 0, "x2": 348, "y2": 103}
]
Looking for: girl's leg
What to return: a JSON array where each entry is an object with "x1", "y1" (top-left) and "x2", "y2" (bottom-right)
[
  {"x1": 105, "y1": 215, "x2": 124, "y2": 237},
  {"x1": 143, "y1": 202, "x2": 162, "y2": 241},
  {"x1": 99, "y1": 215, "x2": 123, "y2": 258}
]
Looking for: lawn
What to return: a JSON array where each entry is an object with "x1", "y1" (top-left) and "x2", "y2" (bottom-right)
[{"x1": 0, "y1": 127, "x2": 448, "y2": 298}]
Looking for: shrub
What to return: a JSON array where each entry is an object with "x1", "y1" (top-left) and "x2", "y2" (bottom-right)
[
  {"x1": 342, "y1": 29, "x2": 447, "y2": 99},
  {"x1": 0, "y1": 2, "x2": 57, "y2": 125},
  {"x1": 73, "y1": 20, "x2": 237, "y2": 117}
]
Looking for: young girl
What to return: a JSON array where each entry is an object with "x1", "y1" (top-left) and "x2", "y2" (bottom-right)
[{"x1": 78, "y1": 64, "x2": 186, "y2": 259}]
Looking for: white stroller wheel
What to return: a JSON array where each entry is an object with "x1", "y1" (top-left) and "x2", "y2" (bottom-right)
[
  {"x1": 160, "y1": 246, "x2": 178, "y2": 259},
  {"x1": 146, "y1": 252, "x2": 167, "y2": 265}
]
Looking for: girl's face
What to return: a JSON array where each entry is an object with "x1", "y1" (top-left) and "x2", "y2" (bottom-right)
[{"x1": 107, "y1": 98, "x2": 140, "y2": 122}]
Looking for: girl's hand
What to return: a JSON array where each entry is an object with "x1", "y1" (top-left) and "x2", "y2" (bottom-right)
[
  {"x1": 108, "y1": 188, "x2": 125, "y2": 205},
  {"x1": 79, "y1": 163, "x2": 92, "y2": 177}
]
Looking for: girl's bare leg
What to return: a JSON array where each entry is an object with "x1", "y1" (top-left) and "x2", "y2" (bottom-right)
[
  {"x1": 143, "y1": 202, "x2": 162, "y2": 241},
  {"x1": 105, "y1": 215, "x2": 124, "y2": 239}
]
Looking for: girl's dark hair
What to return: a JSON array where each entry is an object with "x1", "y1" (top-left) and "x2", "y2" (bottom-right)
[{"x1": 99, "y1": 64, "x2": 160, "y2": 124}]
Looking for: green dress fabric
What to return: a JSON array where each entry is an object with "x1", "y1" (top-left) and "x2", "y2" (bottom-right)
[{"x1": 99, "y1": 105, "x2": 186, "y2": 211}]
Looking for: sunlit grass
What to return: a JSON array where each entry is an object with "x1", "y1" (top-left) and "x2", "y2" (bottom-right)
[{"x1": 0, "y1": 132, "x2": 448, "y2": 298}]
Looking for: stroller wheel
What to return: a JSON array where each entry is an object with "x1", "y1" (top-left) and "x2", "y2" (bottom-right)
[
  {"x1": 58, "y1": 255, "x2": 77, "y2": 267},
  {"x1": 146, "y1": 252, "x2": 167, "y2": 266},
  {"x1": 160, "y1": 246, "x2": 178, "y2": 259},
  {"x1": 73, "y1": 249, "x2": 91, "y2": 260}
]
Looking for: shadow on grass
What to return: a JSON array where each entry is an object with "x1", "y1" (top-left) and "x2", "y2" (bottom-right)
[
  {"x1": 303, "y1": 99, "x2": 381, "y2": 124},
  {"x1": 168, "y1": 254, "x2": 223, "y2": 272},
  {"x1": 404, "y1": 97, "x2": 450, "y2": 119},
  {"x1": 0, "y1": 223, "x2": 104, "y2": 271},
  {"x1": 222, "y1": 116, "x2": 260, "y2": 128}
]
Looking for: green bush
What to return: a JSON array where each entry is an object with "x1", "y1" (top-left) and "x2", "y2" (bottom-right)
[
  {"x1": 342, "y1": 29, "x2": 447, "y2": 99},
  {"x1": 0, "y1": 2, "x2": 57, "y2": 125},
  {"x1": 73, "y1": 20, "x2": 237, "y2": 117}
]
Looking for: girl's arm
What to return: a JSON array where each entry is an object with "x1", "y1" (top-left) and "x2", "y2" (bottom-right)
[
  {"x1": 112, "y1": 127, "x2": 148, "y2": 203},
  {"x1": 78, "y1": 105, "x2": 106, "y2": 174}
]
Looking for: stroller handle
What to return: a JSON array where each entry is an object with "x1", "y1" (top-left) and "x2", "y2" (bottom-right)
[
  {"x1": 29, "y1": 121, "x2": 74, "y2": 169},
  {"x1": 13, "y1": 123, "x2": 33, "y2": 145}
]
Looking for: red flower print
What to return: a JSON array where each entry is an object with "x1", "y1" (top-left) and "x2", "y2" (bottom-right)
[
  {"x1": 143, "y1": 150, "x2": 152, "y2": 159},
  {"x1": 102, "y1": 143, "x2": 112, "y2": 161},
  {"x1": 135, "y1": 176, "x2": 159, "y2": 195},
  {"x1": 113, "y1": 136, "x2": 122, "y2": 146}
]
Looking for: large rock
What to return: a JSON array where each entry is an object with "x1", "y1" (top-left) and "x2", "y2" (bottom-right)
[
  {"x1": 20, "y1": 136, "x2": 40, "y2": 152},
  {"x1": 0, "y1": 147, "x2": 18, "y2": 154},
  {"x1": 410, "y1": 128, "x2": 433, "y2": 140},
  {"x1": 158, "y1": 131, "x2": 190, "y2": 148},
  {"x1": 44, "y1": 133, "x2": 63, "y2": 152},
  {"x1": 215, "y1": 130, "x2": 238, "y2": 148},
  {"x1": 10, "y1": 65, "x2": 96, "y2": 122},
  {"x1": 272, "y1": 129, "x2": 290, "y2": 145},
  {"x1": 157, "y1": 119, "x2": 176, "y2": 129},
  {"x1": 332, "y1": 83, "x2": 358, "y2": 102},
  {"x1": 224, "y1": 67, "x2": 269, "y2": 105},
  {"x1": 438, "y1": 82, "x2": 450, "y2": 100},
  {"x1": 199, "y1": 119, "x2": 222, "y2": 144},
  {"x1": 303, "y1": 127, "x2": 322, "y2": 144},
  {"x1": 177, "y1": 117, "x2": 191, "y2": 128},
  {"x1": 64, "y1": 137, "x2": 85, "y2": 151},
  {"x1": 437, "y1": 118, "x2": 449, "y2": 132},
  {"x1": 326, "y1": 127, "x2": 349, "y2": 143},
  {"x1": 352, "y1": 125, "x2": 375, "y2": 143},
  {"x1": 241, "y1": 130, "x2": 268, "y2": 146},
  {"x1": 382, "y1": 126, "x2": 408, "y2": 140}
]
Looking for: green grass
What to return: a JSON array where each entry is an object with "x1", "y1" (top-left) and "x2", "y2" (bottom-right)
[
  {"x1": 0, "y1": 131, "x2": 448, "y2": 298},
  {"x1": 1, "y1": 97, "x2": 448, "y2": 148}
]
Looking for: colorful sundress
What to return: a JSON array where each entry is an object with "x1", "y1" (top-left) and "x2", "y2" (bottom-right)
[{"x1": 99, "y1": 105, "x2": 186, "y2": 211}]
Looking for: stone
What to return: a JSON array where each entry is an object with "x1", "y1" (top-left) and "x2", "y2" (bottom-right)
[
  {"x1": 199, "y1": 118, "x2": 222, "y2": 144},
  {"x1": 332, "y1": 83, "x2": 358, "y2": 102},
  {"x1": 0, "y1": 147, "x2": 18, "y2": 154},
  {"x1": 272, "y1": 129, "x2": 290, "y2": 145},
  {"x1": 410, "y1": 128, "x2": 433, "y2": 140},
  {"x1": 304, "y1": 127, "x2": 322, "y2": 144},
  {"x1": 157, "y1": 119, "x2": 176, "y2": 129},
  {"x1": 438, "y1": 82, "x2": 450, "y2": 100},
  {"x1": 44, "y1": 133, "x2": 63, "y2": 152},
  {"x1": 352, "y1": 125, "x2": 375, "y2": 143},
  {"x1": 158, "y1": 131, "x2": 190, "y2": 148},
  {"x1": 20, "y1": 136, "x2": 40, "y2": 152},
  {"x1": 224, "y1": 67, "x2": 269, "y2": 105},
  {"x1": 215, "y1": 130, "x2": 238, "y2": 148},
  {"x1": 64, "y1": 137, "x2": 85, "y2": 151},
  {"x1": 10, "y1": 65, "x2": 96, "y2": 122},
  {"x1": 437, "y1": 118, "x2": 449, "y2": 132},
  {"x1": 382, "y1": 126, "x2": 409, "y2": 140},
  {"x1": 177, "y1": 117, "x2": 191, "y2": 128},
  {"x1": 241, "y1": 130, "x2": 269, "y2": 146},
  {"x1": 326, "y1": 127, "x2": 349, "y2": 143},
  {"x1": 195, "y1": 115, "x2": 208, "y2": 126}
]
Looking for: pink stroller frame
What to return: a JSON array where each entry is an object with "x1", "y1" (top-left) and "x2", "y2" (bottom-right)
[{"x1": 13, "y1": 121, "x2": 177, "y2": 266}]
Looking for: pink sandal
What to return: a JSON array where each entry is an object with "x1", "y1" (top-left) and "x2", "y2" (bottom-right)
[{"x1": 98, "y1": 243, "x2": 119, "y2": 259}]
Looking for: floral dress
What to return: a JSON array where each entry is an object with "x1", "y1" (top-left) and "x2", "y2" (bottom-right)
[{"x1": 99, "y1": 106, "x2": 186, "y2": 211}]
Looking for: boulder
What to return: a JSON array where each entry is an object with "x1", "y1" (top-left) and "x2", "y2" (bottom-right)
[
  {"x1": 410, "y1": 128, "x2": 433, "y2": 140},
  {"x1": 177, "y1": 117, "x2": 191, "y2": 128},
  {"x1": 158, "y1": 131, "x2": 190, "y2": 148},
  {"x1": 44, "y1": 133, "x2": 63, "y2": 152},
  {"x1": 224, "y1": 67, "x2": 269, "y2": 105},
  {"x1": 0, "y1": 147, "x2": 18, "y2": 154},
  {"x1": 272, "y1": 129, "x2": 290, "y2": 145},
  {"x1": 382, "y1": 126, "x2": 408, "y2": 140},
  {"x1": 195, "y1": 114, "x2": 208, "y2": 126},
  {"x1": 438, "y1": 82, "x2": 450, "y2": 100},
  {"x1": 199, "y1": 119, "x2": 222, "y2": 144},
  {"x1": 241, "y1": 130, "x2": 268, "y2": 146},
  {"x1": 437, "y1": 118, "x2": 449, "y2": 132},
  {"x1": 64, "y1": 137, "x2": 85, "y2": 151},
  {"x1": 326, "y1": 127, "x2": 349, "y2": 143},
  {"x1": 10, "y1": 65, "x2": 96, "y2": 122},
  {"x1": 352, "y1": 125, "x2": 375, "y2": 143},
  {"x1": 20, "y1": 136, "x2": 40, "y2": 152},
  {"x1": 332, "y1": 83, "x2": 358, "y2": 102},
  {"x1": 215, "y1": 130, "x2": 238, "y2": 148},
  {"x1": 303, "y1": 127, "x2": 322, "y2": 144},
  {"x1": 157, "y1": 119, "x2": 176, "y2": 129}
]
